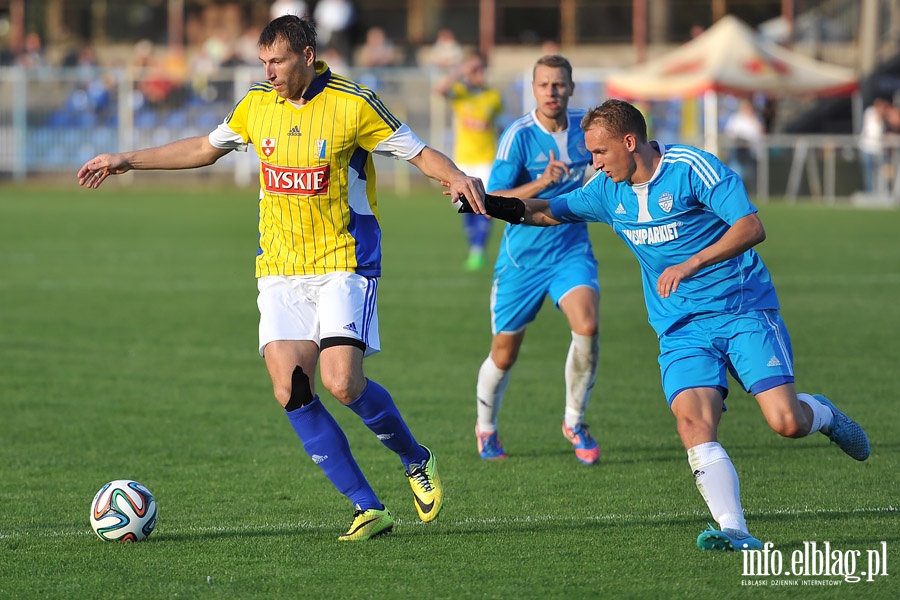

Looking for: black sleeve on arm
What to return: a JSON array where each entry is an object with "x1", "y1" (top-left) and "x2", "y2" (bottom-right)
[{"x1": 456, "y1": 193, "x2": 525, "y2": 224}]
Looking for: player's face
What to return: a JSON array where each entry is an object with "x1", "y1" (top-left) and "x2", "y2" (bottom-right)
[
  {"x1": 259, "y1": 38, "x2": 316, "y2": 102},
  {"x1": 532, "y1": 65, "x2": 574, "y2": 121},
  {"x1": 462, "y1": 56, "x2": 486, "y2": 86},
  {"x1": 584, "y1": 126, "x2": 637, "y2": 184}
]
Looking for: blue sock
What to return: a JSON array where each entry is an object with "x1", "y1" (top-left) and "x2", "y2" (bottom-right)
[
  {"x1": 464, "y1": 212, "x2": 491, "y2": 248},
  {"x1": 286, "y1": 396, "x2": 381, "y2": 511},
  {"x1": 347, "y1": 379, "x2": 428, "y2": 469}
]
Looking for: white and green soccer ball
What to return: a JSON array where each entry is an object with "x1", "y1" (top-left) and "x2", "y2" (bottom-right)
[{"x1": 89, "y1": 479, "x2": 158, "y2": 542}]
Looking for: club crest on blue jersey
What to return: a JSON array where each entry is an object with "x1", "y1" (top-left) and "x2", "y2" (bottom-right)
[
  {"x1": 262, "y1": 137, "x2": 276, "y2": 157},
  {"x1": 658, "y1": 192, "x2": 674, "y2": 213}
]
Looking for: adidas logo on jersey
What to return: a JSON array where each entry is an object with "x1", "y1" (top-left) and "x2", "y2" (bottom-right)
[
  {"x1": 311, "y1": 454, "x2": 328, "y2": 464},
  {"x1": 288, "y1": 125, "x2": 302, "y2": 136},
  {"x1": 536, "y1": 151, "x2": 548, "y2": 162},
  {"x1": 343, "y1": 322, "x2": 358, "y2": 334},
  {"x1": 614, "y1": 203, "x2": 626, "y2": 215},
  {"x1": 767, "y1": 356, "x2": 782, "y2": 367}
]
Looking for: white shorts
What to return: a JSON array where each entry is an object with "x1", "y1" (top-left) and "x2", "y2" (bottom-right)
[{"x1": 257, "y1": 273, "x2": 381, "y2": 357}]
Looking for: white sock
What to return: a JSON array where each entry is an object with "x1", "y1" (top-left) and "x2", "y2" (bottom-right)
[
  {"x1": 563, "y1": 332, "x2": 599, "y2": 430},
  {"x1": 476, "y1": 356, "x2": 510, "y2": 434},
  {"x1": 797, "y1": 393, "x2": 834, "y2": 435},
  {"x1": 687, "y1": 442, "x2": 748, "y2": 533}
]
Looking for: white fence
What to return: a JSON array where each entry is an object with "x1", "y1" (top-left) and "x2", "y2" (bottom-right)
[{"x1": 1, "y1": 65, "x2": 897, "y2": 206}]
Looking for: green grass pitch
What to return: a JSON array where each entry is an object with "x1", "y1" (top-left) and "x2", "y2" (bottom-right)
[{"x1": 0, "y1": 183, "x2": 898, "y2": 599}]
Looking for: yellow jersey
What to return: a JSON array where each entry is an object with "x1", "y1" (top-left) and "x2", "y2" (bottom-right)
[
  {"x1": 210, "y1": 61, "x2": 420, "y2": 278},
  {"x1": 447, "y1": 81, "x2": 503, "y2": 165}
]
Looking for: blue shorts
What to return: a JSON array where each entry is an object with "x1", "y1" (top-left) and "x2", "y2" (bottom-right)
[
  {"x1": 658, "y1": 309, "x2": 795, "y2": 405},
  {"x1": 490, "y1": 254, "x2": 599, "y2": 334}
]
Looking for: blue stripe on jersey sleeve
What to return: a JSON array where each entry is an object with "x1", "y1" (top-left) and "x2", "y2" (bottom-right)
[
  {"x1": 496, "y1": 114, "x2": 532, "y2": 160},
  {"x1": 326, "y1": 76, "x2": 402, "y2": 130},
  {"x1": 549, "y1": 196, "x2": 578, "y2": 223}
]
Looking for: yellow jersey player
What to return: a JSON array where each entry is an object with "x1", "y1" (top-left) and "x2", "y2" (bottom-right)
[
  {"x1": 435, "y1": 52, "x2": 504, "y2": 270},
  {"x1": 77, "y1": 15, "x2": 487, "y2": 541}
]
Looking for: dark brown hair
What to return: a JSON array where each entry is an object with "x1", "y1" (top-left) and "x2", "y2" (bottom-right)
[{"x1": 259, "y1": 14, "x2": 317, "y2": 55}]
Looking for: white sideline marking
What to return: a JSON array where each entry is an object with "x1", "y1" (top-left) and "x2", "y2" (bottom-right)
[{"x1": 1, "y1": 506, "x2": 895, "y2": 540}]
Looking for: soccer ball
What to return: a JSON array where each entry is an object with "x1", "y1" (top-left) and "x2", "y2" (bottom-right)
[{"x1": 89, "y1": 479, "x2": 158, "y2": 542}]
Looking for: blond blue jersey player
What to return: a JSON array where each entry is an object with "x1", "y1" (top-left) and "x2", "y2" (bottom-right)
[
  {"x1": 461, "y1": 99, "x2": 870, "y2": 551},
  {"x1": 474, "y1": 55, "x2": 601, "y2": 466},
  {"x1": 77, "y1": 15, "x2": 488, "y2": 541}
]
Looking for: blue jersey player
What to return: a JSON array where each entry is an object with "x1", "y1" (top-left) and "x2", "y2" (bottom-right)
[
  {"x1": 474, "y1": 55, "x2": 601, "y2": 465},
  {"x1": 461, "y1": 99, "x2": 870, "y2": 551}
]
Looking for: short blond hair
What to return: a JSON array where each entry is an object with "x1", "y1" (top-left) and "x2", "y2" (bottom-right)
[{"x1": 581, "y1": 99, "x2": 648, "y2": 142}]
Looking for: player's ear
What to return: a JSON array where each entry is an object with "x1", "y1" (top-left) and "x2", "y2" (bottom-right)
[
  {"x1": 623, "y1": 133, "x2": 637, "y2": 151},
  {"x1": 304, "y1": 45, "x2": 315, "y2": 66}
]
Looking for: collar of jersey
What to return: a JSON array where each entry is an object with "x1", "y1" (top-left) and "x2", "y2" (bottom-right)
[{"x1": 301, "y1": 60, "x2": 331, "y2": 101}]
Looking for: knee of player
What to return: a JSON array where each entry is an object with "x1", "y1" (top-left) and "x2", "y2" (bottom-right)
[
  {"x1": 571, "y1": 322, "x2": 599, "y2": 338},
  {"x1": 766, "y1": 411, "x2": 808, "y2": 438},
  {"x1": 675, "y1": 414, "x2": 717, "y2": 443},
  {"x1": 272, "y1": 383, "x2": 292, "y2": 408},
  {"x1": 321, "y1": 376, "x2": 360, "y2": 405},
  {"x1": 490, "y1": 351, "x2": 517, "y2": 371}
]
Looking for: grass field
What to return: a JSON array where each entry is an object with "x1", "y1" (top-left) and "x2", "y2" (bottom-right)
[{"x1": 1, "y1": 182, "x2": 898, "y2": 599}]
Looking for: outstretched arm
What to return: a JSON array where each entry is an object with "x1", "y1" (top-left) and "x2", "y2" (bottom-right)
[
  {"x1": 77, "y1": 136, "x2": 231, "y2": 189},
  {"x1": 456, "y1": 194, "x2": 562, "y2": 226},
  {"x1": 656, "y1": 213, "x2": 766, "y2": 298},
  {"x1": 408, "y1": 145, "x2": 486, "y2": 212}
]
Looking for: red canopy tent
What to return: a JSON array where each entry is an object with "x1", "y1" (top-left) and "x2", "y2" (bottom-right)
[
  {"x1": 605, "y1": 15, "x2": 859, "y2": 153},
  {"x1": 606, "y1": 15, "x2": 857, "y2": 100}
]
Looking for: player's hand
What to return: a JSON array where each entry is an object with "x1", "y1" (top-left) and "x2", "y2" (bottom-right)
[
  {"x1": 540, "y1": 150, "x2": 570, "y2": 187},
  {"x1": 77, "y1": 153, "x2": 131, "y2": 189},
  {"x1": 443, "y1": 175, "x2": 486, "y2": 214},
  {"x1": 657, "y1": 262, "x2": 700, "y2": 298}
]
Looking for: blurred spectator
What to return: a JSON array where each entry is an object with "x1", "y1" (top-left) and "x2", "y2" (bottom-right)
[
  {"x1": 422, "y1": 28, "x2": 464, "y2": 71},
  {"x1": 270, "y1": 0, "x2": 309, "y2": 19},
  {"x1": 62, "y1": 43, "x2": 100, "y2": 79},
  {"x1": 50, "y1": 42, "x2": 115, "y2": 128},
  {"x1": 885, "y1": 103, "x2": 900, "y2": 133},
  {"x1": 321, "y1": 47, "x2": 349, "y2": 72},
  {"x1": 131, "y1": 40, "x2": 187, "y2": 107},
  {"x1": 858, "y1": 95, "x2": 892, "y2": 194},
  {"x1": 723, "y1": 98, "x2": 764, "y2": 195},
  {"x1": 17, "y1": 32, "x2": 46, "y2": 68},
  {"x1": 760, "y1": 98, "x2": 778, "y2": 132},
  {"x1": 356, "y1": 26, "x2": 396, "y2": 68},
  {"x1": 314, "y1": 0, "x2": 356, "y2": 62},
  {"x1": 234, "y1": 25, "x2": 263, "y2": 66},
  {"x1": 540, "y1": 39, "x2": 561, "y2": 55}
]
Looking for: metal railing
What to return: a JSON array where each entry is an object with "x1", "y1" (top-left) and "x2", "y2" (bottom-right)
[{"x1": 2, "y1": 65, "x2": 897, "y2": 206}]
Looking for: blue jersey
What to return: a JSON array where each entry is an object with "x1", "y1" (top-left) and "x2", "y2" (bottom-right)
[
  {"x1": 550, "y1": 142, "x2": 779, "y2": 336},
  {"x1": 488, "y1": 109, "x2": 595, "y2": 269}
]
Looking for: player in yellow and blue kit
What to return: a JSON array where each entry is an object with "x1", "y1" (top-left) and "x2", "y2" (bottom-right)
[
  {"x1": 435, "y1": 53, "x2": 504, "y2": 270},
  {"x1": 77, "y1": 15, "x2": 487, "y2": 541},
  {"x1": 459, "y1": 99, "x2": 870, "y2": 551}
]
